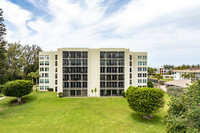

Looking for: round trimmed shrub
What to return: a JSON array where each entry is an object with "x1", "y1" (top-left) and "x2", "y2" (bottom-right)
[
  {"x1": 3, "y1": 80, "x2": 33, "y2": 103},
  {"x1": 147, "y1": 81, "x2": 154, "y2": 88},
  {"x1": 126, "y1": 87, "x2": 165, "y2": 119},
  {"x1": 58, "y1": 92, "x2": 63, "y2": 98}
]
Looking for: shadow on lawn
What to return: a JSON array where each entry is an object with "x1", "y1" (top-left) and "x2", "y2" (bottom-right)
[
  {"x1": 131, "y1": 112, "x2": 163, "y2": 124},
  {"x1": 8, "y1": 93, "x2": 38, "y2": 106}
]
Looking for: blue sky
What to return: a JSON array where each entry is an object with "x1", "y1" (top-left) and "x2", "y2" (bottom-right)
[{"x1": 0, "y1": 0, "x2": 200, "y2": 67}]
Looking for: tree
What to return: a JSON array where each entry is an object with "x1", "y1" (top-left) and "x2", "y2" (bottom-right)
[
  {"x1": 165, "y1": 81, "x2": 200, "y2": 132},
  {"x1": 167, "y1": 86, "x2": 187, "y2": 97},
  {"x1": 154, "y1": 74, "x2": 163, "y2": 84},
  {"x1": 94, "y1": 88, "x2": 97, "y2": 96},
  {"x1": 22, "y1": 45, "x2": 42, "y2": 75},
  {"x1": 147, "y1": 81, "x2": 154, "y2": 88},
  {"x1": 27, "y1": 72, "x2": 35, "y2": 83},
  {"x1": 125, "y1": 86, "x2": 165, "y2": 119},
  {"x1": 148, "y1": 67, "x2": 157, "y2": 77},
  {"x1": 0, "y1": 8, "x2": 7, "y2": 84},
  {"x1": 3, "y1": 80, "x2": 33, "y2": 103},
  {"x1": 91, "y1": 89, "x2": 93, "y2": 96},
  {"x1": 33, "y1": 70, "x2": 40, "y2": 85}
]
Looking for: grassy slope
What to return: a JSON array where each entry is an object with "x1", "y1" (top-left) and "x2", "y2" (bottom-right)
[{"x1": 0, "y1": 91, "x2": 169, "y2": 133}]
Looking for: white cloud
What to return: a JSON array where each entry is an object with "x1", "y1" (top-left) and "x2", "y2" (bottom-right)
[{"x1": 1, "y1": 0, "x2": 200, "y2": 66}]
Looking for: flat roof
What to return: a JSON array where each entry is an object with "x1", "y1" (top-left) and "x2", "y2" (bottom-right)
[
  {"x1": 164, "y1": 79, "x2": 192, "y2": 87},
  {"x1": 173, "y1": 70, "x2": 200, "y2": 73}
]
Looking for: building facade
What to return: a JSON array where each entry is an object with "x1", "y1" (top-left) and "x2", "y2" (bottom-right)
[
  {"x1": 39, "y1": 48, "x2": 148, "y2": 97},
  {"x1": 173, "y1": 68, "x2": 200, "y2": 80}
]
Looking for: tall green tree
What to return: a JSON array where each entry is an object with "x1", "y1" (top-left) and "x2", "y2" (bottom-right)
[
  {"x1": 33, "y1": 70, "x2": 40, "y2": 85},
  {"x1": 165, "y1": 81, "x2": 200, "y2": 132},
  {"x1": 6, "y1": 42, "x2": 24, "y2": 80},
  {"x1": 0, "y1": 8, "x2": 7, "y2": 84},
  {"x1": 22, "y1": 45, "x2": 42, "y2": 75}
]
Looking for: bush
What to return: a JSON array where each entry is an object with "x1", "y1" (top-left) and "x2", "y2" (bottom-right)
[
  {"x1": 147, "y1": 81, "x2": 154, "y2": 88},
  {"x1": 58, "y1": 92, "x2": 63, "y2": 98},
  {"x1": 165, "y1": 81, "x2": 200, "y2": 132},
  {"x1": 0, "y1": 85, "x2": 4, "y2": 93},
  {"x1": 47, "y1": 88, "x2": 53, "y2": 91},
  {"x1": 3, "y1": 80, "x2": 33, "y2": 103},
  {"x1": 167, "y1": 86, "x2": 187, "y2": 97},
  {"x1": 126, "y1": 87, "x2": 165, "y2": 119},
  {"x1": 121, "y1": 92, "x2": 125, "y2": 98}
]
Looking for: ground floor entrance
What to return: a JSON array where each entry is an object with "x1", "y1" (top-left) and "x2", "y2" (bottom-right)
[
  {"x1": 63, "y1": 89, "x2": 87, "y2": 97},
  {"x1": 100, "y1": 89, "x2": 124, "y2": 96}
]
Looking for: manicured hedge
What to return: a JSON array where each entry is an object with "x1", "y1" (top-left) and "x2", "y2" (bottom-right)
[
  {"x1": 125, "y1": 86, "x2": 165, "y2": 116},
  {"x1": 3, "y1": 80, "x2": 33, "y2": 98}
]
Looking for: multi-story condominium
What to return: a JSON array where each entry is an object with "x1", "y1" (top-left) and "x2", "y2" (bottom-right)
[
  {"x1": 39, "y1": 48, "x2": 148, "y2": 97},
  {"x1": 173, "y1": 68, "x2": 200, "y2": 80}
]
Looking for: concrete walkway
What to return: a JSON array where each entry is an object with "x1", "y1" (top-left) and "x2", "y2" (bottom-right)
[{"x1": 0, "y1": 96, "x2": 6, "y2": 100}]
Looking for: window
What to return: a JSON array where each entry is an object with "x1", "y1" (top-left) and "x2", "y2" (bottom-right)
[
  {"x1": 106, "y1": 52, "x2": 112, "y2": 58},
  {"x1": 130, "y1": 55, "x2": 132, "y2": 60},
  {"x1": 55, "y1": 74, "x2": 57, "y2": 79},
  {"x1": 55, "y1": 55, "x2": 58, "y2": 60},
  {"x1": 138, "y1": 56, "x2": 142, "y2": 60},
  {"x1": 100, "y1": 75, "x2": 105, "y2": 80},
  {"x1": 100, "y1": 82, "x2": 105, "y2": 88},
  {"x1": 40, "y1": 79, "x2": 44, "y2": 83},
  {"x1": 82, "y1": 52, "x2": 88, "y2": 58},
  {"x1": 40, "y1": 73, "x2": 44, "y2": 77},
  {"x1": 130, "y1": 68, "x2": 132, "y2": 72},
  {"x1": 118, "y1": 82, "x2": 124, "y2": 87},
  {"x1": 138, "y1": 61, "x2": 142, "y2": 66},
  {"x1": 55, "y1": 61, "x2": 57, "y2": 66},
  {"x1": 138, "y1": 67, "x2": 142, "y2": 71},
  {"x1": 45, "y1": 73, "x2": 49, "y2": 77},
  {"x1": 45, "y1": 79, "x2": 49, "y2": 83},
  {"x1": 138, "y1": 73, "x2": 142, "y2": 77},
  {"x1": 40, "y1": 61, "x2": 44, "y2": 65},
  {"x1": 63, "y1": 59, "x2": 69, "y2": 65},
  {"x1": 130, "y1": 80, "x2": 132, "y2": 85},
  {"x1": 106, "y1": 75, "x2": 111, "y2": 80},
  {"x1": 40, "y1": 55, "x2": 44, "y2": 60},
  {"x1": 119, "y1": 60, "x2": 124, "y2": 65},
  {"x1": 143, "y1": 67, "x2": 147, "y2": 71},
  {"x1": 118, "y1": 75, "x2": 124, "y2": 80},
  {"x1": 118, "y1": 52, "x2": 124, "y2": 58},
  {"x1": 40, "y1": 86, "x2": 44, "y2": 90},
  {"x1": 63, "y1": 74, "x2": 69, "y2": 81},
  {"x1": 143, "y1": 79, "x2": 147, "y2": 83},
  {"x1": 83, "y1": 60, "x2": 87, "y2": 66},
  {"x1": 100, "y1": 52, "x2": 106, "y2": 58},
  {"x1": 112, "y1": 67, "x2": 117, "y2": 73},
  {"x1": 55, "y1": 80, "x2": 57, "y2": 85},
  {"x1": 119, "y1": 67, "x2": 124, "y2": 73},
  {"x1": 55, "y1": 68, "x2": 57, "y2": 72},
  {"x1": 112, "y1": 52, "x2": 118, "y2": 58},
  {"x1": 130, "y1": 74, "x2": 132, "y2": 78},
  {"x1": 40, "y1": 67, "x2": 44, "y2": 71},
  {"x1": 83, "y1": 75, "x2": 87, "y2": 80},
  {"x1": 112, "y1": 75, "x2": 117, "y2": 80},
  {"x1": 143, "y1": 56, "x2": 147, "y2": 60},
  {"x1": 138, "y1": 79, "x2": 142, "y2": 83},
  {"x1": 143, "y1": 73, "x2": 147, "y2": 77},
  {"x1": 143, "y1": 61, "x2": 147, "y2": 66},
  {"x1": 45, "y1": 67, "x2": 49, "y2": 71},
  {"x1": 63, "y1": 82, "x2": 69, "y2": 88},
  {"x1": 83, "y1": 82, "x2": 87, "y2": 88},
  {"x1": 45, "y1": 86, "x2": 49, "y2": 90},
  {"x1": 45, "y1": 55, "x2": 49, "y2": 60},
  {"x1": 130, "y1": 61, "x2": 132, "y2": 66},
  {"x1": 100, "y1": 60, "x2": 105, "y2": 66},
  {"x1": 63, "y1": 51, "x2": 69, "y2": 58},
  {"x1": 45, "y1": 61, "x2": 49, "y2": 65}
]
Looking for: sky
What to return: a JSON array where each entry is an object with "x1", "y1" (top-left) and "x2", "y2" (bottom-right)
[{"x1": 0, "y1": 0, "x2": 200, "y2": 67}]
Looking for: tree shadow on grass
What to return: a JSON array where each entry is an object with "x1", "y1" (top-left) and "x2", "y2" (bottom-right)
[
  {"x1": 8, "y1": 94, "x2": 38, "y2": 106},
  {"x1": 130, "y1": 112, "x2": 163, "y2": 125}
]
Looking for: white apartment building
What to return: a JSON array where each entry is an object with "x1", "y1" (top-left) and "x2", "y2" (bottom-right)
[
  {"x1": 173, "y1": 68, "x2": 200, "y2": 80},
  {"x1": 39, "y1": 48, "x2": 148, "y2": 97}
]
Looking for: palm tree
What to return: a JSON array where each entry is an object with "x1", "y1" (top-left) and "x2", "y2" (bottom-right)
[
  {"x1": 34, "y1": 70, "x2": 40, "y2": 85},
  {"x1": 155, "y1": 74, "x2": 163, "y2": 84},
  {"x1": 27, "y1": 72, "x2": 35, "y2": 83}
]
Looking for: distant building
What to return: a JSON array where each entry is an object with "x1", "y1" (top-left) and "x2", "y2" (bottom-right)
[
  {"x1": 39, "y1": 48, "x2": 148, "y2": 97},
  {"x1": 156, "y1": 67, "x2": 170, "y2": 75},
  {"x1": 173, "y1": 68, "x2": 200, "y2": 80},
  {"x1": 164, "y1": 79, "x2": 192, "y2": 88}
]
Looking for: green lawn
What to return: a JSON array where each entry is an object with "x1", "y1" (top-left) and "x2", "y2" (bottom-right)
[
  {"x1": 0, "y1": 91, "x2": 170, "y2": 133},
  {"x1": 149, "y1": 78, "x2": 174, "y2": 82},
  {"x1": 0, "y1": 93, "x2": 4, "y2": 97}
]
